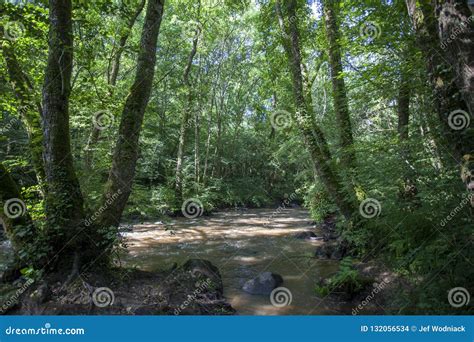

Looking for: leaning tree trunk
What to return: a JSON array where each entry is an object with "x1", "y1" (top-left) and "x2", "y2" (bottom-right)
[
  {"x1": 406, "y1": 0, "x2": 473, "y2": 160},
  {"x1": 322, "y1": 0, "x2": 357, "y2": 178},
  {"x1": 97, "y1": 0, "x2": 165, "y2": 229},
  {"x1": 41, "y1": 0, "x2": 87, "y2": 260},
  {"x1": 2, "y1": 42, "x2": 45, "y2": 187},
  {"x1": 276, "y1": 0, "x2": 355, "y2": 220},
  {"x1": 84, "y1": 0, "x2": 146, "y2": 172},
  {"x1": 108, "y1": 0, "x2": 146, "y2": 87}
]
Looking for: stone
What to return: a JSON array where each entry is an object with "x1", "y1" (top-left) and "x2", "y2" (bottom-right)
[
  {"x1": 181, "y1": 259, "x2": 223, "y2": 294},
  {"x1": 242, "y1": 272, "x2": 283, "y2": 295},
  {"x1": 314, "y1": 242, "x2": 344, "y2": 260}
]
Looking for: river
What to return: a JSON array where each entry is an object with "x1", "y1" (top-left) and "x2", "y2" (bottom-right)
[{"x1": 121, "y1": 208, "x2": 344, "y2": 315}]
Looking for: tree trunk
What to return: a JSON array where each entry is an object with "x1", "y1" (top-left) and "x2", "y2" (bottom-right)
[
  {"x1": 41, "y1": 0, "x2": 86, "y2": 254},
  {"x1": 212, "y1": 92, "x2": 224, "y2": 178},
  {"x1": 406, "y1": 0, "x2": 473, "y2": 160},
  {"x1": 276, "y1": 0, "x2": 355, "y2": 220},
  {"x1": 84, "y1": 0, "x2": 146, "y2": 172},
  {"x1": 2, "y1": 43, "x2": 45, "y2": 187},
  {"x1": 397, "y1": 68, "x2": 417, "y2": 201},
  {"x1": 108, "y1": 0, "x2": 146, "y2": 88},
  {"x1": 83, "y1": 123, "x2": 100, "y2": 171},
  {"x1": 202, "y1": 95, "x2": 214, "y2": 186},
  {"x1": 436, "y1": 0, "x2": 474, "y2": 117},
  {"x1": 97, "y1": 0, "x2": 165, "y2": 229},
  {"x1": 397, "y1": 70, "x2": 410, "y2": 143},
  {"x1": 194, "y1": 107, "x2": 201, "y2": 186},
  {"x1": 175, "y1": 14, "x2": 200, "y2": 203},
  {"x1": 322, "y1": 0, "x2": 357, "y2": 177}
]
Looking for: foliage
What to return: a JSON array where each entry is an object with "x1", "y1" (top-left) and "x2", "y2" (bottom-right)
[{"x1": 315, "y1": 257, "x2": 370, "y2": 299}]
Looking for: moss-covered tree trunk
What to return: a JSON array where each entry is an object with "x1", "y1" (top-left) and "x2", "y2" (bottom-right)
[
  {"x1": 276, "y1": 0, "x2": 355, "y2": 220},
  {"x1": 41, "y1": 0, "x2": 87, "y2": 258},
  {"x1": 322, "y1": 0, "x2": 357, "y2": 178},
  {"x1": 406, "y1": 0, "x2": 473, "y2": 160},
  {"x1": 97, "y1": 0, "x2": 165, "y2": 228},
  {"x1": 436, "y1": 0, "x2": 474, "y2": 119}
]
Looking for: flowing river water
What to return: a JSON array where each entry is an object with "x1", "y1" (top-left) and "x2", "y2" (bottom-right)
[{"x1": 121, "y1": 208, "x2": 345, "y2": 315}]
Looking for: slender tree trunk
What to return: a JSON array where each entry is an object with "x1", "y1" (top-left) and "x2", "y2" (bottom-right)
[
  {"x1": 108, "y1": 0, "x2": 146, "y2": 87},
  {"x1": 397, "y1": 70, "x2": 410, "y2": 143},
  {"x1": 83, "y1": 124, "x2": 100, "y2": 171},
  {"x1": 2, "y1": 43, "x2": 45, "y2": 187},
  {"x1": 397, "y1": 68, "x2": 417, "y2": 200},
  {"x1": 419, "y1": 105, "x2": 444, "y2": 171},
  {"x1": 194, "y1": 107, "x2": 201, "y2": 185},
  {"x1": 175, "y1": 15, "x2": 200, "y2": 203},
  {"x1": 406, "y1": 0, "x2": 473, "y2": 160},
  {"x1": 276, "y1": 0, "x2": 355, "y2": 220},
  {"x1": 84, "y1": 0, "x2": 146, "y2": 172},
  {"x1": 97, "y1": 0, "x2": 165, "y2": 229},
  {"x1": 212, "y1": 93, "x2": 224, "y2": 178},
  {"x1": 322, "y1": 0, "x2": 357, "y2": 177},
  {"x1": 41, "y1": 0, "x2": 86, "y2": 255},
  {"x1": 202, "y1": 95, "x2": 214, "y2": 185}
]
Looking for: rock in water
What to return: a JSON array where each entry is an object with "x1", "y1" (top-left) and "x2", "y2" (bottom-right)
[
  {"x1": 314, "y1": 242, "x2": 345, "y2": 260},
  {"x1": 242, "y1": 272, "x2": 283, "y2": 295},
  {"x1": 181, "y1": 259, "x2": 223, "y2": 294}
]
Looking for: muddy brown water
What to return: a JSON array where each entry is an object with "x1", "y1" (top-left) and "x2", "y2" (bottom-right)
[{"x1": 121, "y1": 208, "x2": 344, "y2": 315}]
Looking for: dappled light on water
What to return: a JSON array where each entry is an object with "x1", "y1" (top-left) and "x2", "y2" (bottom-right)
[{"x1": 122, "y1": 208, "x2": 343, "y2": 315}]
